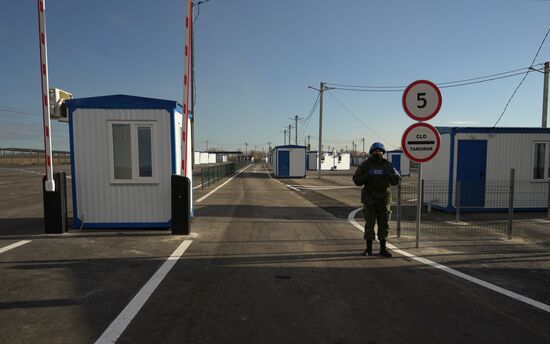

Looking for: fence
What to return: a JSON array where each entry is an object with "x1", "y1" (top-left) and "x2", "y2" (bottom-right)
[
  {"x1": 391, "y1": 174, "x2": 550, "y2": 241},
  {"x1": 0, "y1": 148, "x2": 70, "y2": 166},
  {"x1": 199, "y1": 161, "x2": 249, "y2": 189}
]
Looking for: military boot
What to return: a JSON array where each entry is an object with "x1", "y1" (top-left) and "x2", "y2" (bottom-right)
[
  {"x1": 379, "y1": 240, "x2": 392, "y2": 258},
  {"x1": 361, "y1": 240, "x2": 373, "y2": 256}
]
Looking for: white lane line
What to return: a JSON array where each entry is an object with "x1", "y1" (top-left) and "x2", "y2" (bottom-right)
[
  {"x1": 286, "y1": 184, "x2": 301, "y2": 192},
  {"x1": 192, "y1": 184, "x2": 203, "y2": 190},
  {"x1": 94, "y1": 239, "x2": 193, "y2": 344},
  {"x1": 0, "y1": 167, "x2": 72, "y2": 179},
  {"x1": 195, "y1": 165, "x2": 250, "y2": 203},
  {"x1": 348, "y1": 207, "x2": 550, "y2": 314},
  {"x1": 0, "y1": 240, "x2": 31, "y2": 254}
]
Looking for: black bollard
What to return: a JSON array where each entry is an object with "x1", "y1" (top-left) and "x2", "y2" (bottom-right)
[
  {"x1": 171, "y1": 175, "x2": 191, "y2": 235},
  {"x1": 43, "y1": 171, "x2": 68, "y2": 234}
]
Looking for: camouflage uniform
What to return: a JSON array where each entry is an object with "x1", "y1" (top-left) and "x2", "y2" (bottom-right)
[{"x1": 353, "y1": 156, "x2": 401, "y2": 241}]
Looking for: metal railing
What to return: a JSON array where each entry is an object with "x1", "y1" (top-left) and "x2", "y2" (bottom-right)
[
  {"x1": 199, "y1": 160, "x2": 248, "y2": 189},
  {"x1": 0, "y1": 147, "x2": 70, "y2": 166},
  {"x1": 392, "y1": 174, "x2": 550, "y2": 241}
]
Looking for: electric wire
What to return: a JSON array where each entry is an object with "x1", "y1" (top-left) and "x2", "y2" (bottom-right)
[
  {"x1": 297, "y1": 93, "x2": 320, "y2": 143},
  {"x1": 325, "y1": 64, "x2": 544, "y2": 91},
  {"x1": 493, "y1": 27, "x2": 550, "y2": 127},
  {"x1": 327, "y1": 90, "x2": 398, "y2": 149}
]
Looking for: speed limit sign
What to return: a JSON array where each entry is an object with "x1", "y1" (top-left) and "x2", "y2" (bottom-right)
[{"x1": 402, "y1": 80, "x2": 442, "y2": 121}]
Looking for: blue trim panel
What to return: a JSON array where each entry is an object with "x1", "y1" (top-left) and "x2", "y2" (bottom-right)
[
  {"x1": 80, "y1": 221, "x2": 172, "y2": 229},
  {"x1": 447, "y1": 128, "x2": 456, "y2": 209},
  {"x1": 430, "y1": 204, "x2": 547, "y2": 213},
  {"x1": 68, "y1": 107, "x2": 79, "y2": 228},
  {"x1": 436, "y1": 126, "x2": 550, "y2": 134},
  {"x1": 170, "y1": 109, "x2": 177, "y2": 174}
]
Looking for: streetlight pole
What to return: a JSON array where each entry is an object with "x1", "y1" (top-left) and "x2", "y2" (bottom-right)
[{"x1": 543, "y1": 61, "x2": 549, "y2": 128}]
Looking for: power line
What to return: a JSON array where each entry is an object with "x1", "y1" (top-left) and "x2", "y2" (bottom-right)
[
  {"x1": 297, "y1": 93, "x2": 320, "y2": 142},
  {"x1": 493, "y1": 26, "x2": 550, "y2": 127},
  {"x1": 325, "y1": 64, "x2": 544, "y2": 92},
  {"x1": 327, "y1": 90, "x2": 397, "y2": 149}
]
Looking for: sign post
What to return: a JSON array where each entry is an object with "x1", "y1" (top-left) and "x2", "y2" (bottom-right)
[{"x1": 402, "y1": 80, "x2": 442, "y2": 248}]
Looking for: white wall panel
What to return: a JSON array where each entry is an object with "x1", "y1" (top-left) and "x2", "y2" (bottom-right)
[{"x1": 73, "y1": 108, "x2": 172, "y2": 224}]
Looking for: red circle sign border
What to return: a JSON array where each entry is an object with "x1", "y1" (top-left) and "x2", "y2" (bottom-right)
[
  {"x1": 401, "y1": 122, "x2": 441, "y2": 163},
  {"x1": 402, "y1": 79, "x2": 442, "y2": 122}
]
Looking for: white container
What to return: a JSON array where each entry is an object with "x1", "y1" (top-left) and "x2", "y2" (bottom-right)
[
  {"x1": 272, "y1": 145, "x2": 306, "y2": 178},
  {"x1": 66, "y1": 94, "x2": 193, "y2": 228},
  {"x1": 422, "y1": 127, "x2": 550, "y2": 211}
]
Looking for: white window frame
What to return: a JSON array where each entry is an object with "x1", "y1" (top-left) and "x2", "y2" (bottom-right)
[
  {"x1": 531, "y1": 141, "x2": 550, "y2": 181},
  {"x1": 108, "y1": 121, "x2": 159, "y2": 184}
]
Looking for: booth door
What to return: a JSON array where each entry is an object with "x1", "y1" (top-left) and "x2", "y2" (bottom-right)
[
  {"x1": 457, "y1": 140, "x2": 487, "y2": 207},
  {"x1": 278, "y1": 150, "x2": 290, "y2": 176},
  {"x1": 391, "y1": 154, "x2": 401, "y2": 174}
]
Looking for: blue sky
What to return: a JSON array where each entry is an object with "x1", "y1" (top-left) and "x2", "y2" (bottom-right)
[{"x1": 1, "y1": 0, "x2": 549, "y2": 152}]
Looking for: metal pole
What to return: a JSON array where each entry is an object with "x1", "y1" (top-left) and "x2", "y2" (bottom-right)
[
  {"x1": 507, "y1": 169, "x2": 515, "y2": 239},
  {"x1": 416, "y1": 163, "x2": 422, "y2": 248},
  {"x1": 190, "y1": 8, "x2": 196, "y2": 168},
  {"x1": 547, "y1": 178, "x2": 550, "y2": 220},
  {"x1": 38, "y1": 0, "x2": 55, "y2": 192},
  {"x1": 542, "y1": 61, "x2": 549, "y2": 128},
  {"x1": 288, "y1": 124, "x2": 292, "y2": 145},
  {"x1": 295, "y1": 115, "x2": 298, "y2": 145},
  {"x1": 397, "y1": 183, "x2": 401, "y2": 238},
  {"x1": 455, "y1": 180, "x2": 461, "y2": 222},
  {"x1": 284, "y1": 130, "x2": 286, "y2": 145},
  {"x1": 318, "y1": 82, "x2": 324, "y2": 179}
]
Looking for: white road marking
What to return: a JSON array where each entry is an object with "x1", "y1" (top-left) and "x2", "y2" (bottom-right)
[
  {"x1": 0, "y1": 167, "x2": 72, "y2": 179},
  {"x1": 286, "y1": 184, "x2": 301, "y2": 192},
  {"x1": 0, "y1": 240, "x2": 31, "y2": 254},
  {"x1": 195, "y1": 165, "x2": 250, "y2": 203},
  {"x1": 94, "y1": 239, "x2": 193, "y2": 344},
  {"x1": 348, "y1": 207, "x2": 550, "y2": 314},
  {"x1": 192, "y1": 184, "x2": 202, "y2": 190}
]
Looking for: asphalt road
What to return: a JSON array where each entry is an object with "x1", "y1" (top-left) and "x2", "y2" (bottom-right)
[{"x1": 1, "y1": 164, "x2": 549, "y2": 343}]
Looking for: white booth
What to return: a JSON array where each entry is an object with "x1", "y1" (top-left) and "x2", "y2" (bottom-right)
[
  {"x1": 422, "y1": 127, "x2": 550, "y2": 211},
  {"x1": 66, "y1": 94, "x2": 193, "y2": 228},
  {"x1": 272, "y1": 145, "x2": 306, "y2": 178}
]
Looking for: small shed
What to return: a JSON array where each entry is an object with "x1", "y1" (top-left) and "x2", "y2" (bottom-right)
[
  {"x1": 272, "y1": 145, "x2": 306, "y2": 178},
  {"x1": 386, "y1": 150, "x2": 410, "y2": 176},
  {"x1": 306, "y1": 152, "x2": 351, "y2": 170},
  {"x1": 422, "y1": 127, "x2": 550, "y2": 211},
  {"x1": 66, "y1": 94, "x2": 193, "y2": 228}
]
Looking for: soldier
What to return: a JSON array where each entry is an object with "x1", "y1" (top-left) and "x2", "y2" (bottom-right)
[{"x1": 353, "y1": 142, "x2": 400, "y2": 257}]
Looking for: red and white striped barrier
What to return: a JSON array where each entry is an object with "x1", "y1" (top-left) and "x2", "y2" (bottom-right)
[{"x1": 37, "y1": 0, "x2": 55, "y2": 191}]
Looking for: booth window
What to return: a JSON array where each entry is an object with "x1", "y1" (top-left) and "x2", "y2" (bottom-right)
[
  {"x1": 110, "y1": 122, "x2": 156, "y2": 183},
  {"x1": 532, "y1": 142, "x2": 549, "y2": 180}
]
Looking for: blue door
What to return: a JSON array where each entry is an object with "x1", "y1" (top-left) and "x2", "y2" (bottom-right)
[
  {"x1": 456, "y1": 140, "x2": 487, "y2": 207},
  {"x1": 391, "y1": 154, "x2": 401, "y2": 174},
  {"x1": 278, "y1": 150, "x2": 290, "y2": 176}
]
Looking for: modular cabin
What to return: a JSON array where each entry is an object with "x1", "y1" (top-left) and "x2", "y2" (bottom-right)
[
  {"x1": 66, "y1": 94, "x2": 193, "y2": 228},
  {"x1": 422, "y1": 127, "x2": 550, "y2": 212},
  {"x1": 386, "y1": 150, "x2": 410, "y2": 176},
  {"x1": 306, "y1": 152, "x2": 351, "y2": 170},
  {"x1": 272, "y1": 145, "x2": 306, "y2": 178}
]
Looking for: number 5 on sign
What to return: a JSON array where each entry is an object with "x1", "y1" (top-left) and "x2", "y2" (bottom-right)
[{"x1": 402, "y1": 80, "x2": 442, "y2": 122}]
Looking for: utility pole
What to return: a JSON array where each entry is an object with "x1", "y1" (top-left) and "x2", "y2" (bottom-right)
[
  {"x1": 362, "y1": 138, "x2": 365, "y2": 157},
  {"x1": 543, "y1": 61, "x2": 549, "y2": 128},
  {"x1": 294, "y1": 115, "x2": 299, "y2": 145},
  {"x1": 245, "y1": 142, "x2": 248, "y2": 157},
  {"x1": 283, "y1": 129, "x2": 287, "y2": 145},
  {"x1": 205, "y1": 140, "x2": 208, "y2": 151},
  {"x1": 318, "y1": 82, "x2": 325, "y2": 178},
  {"x1": 288, "y1": 124, "x2": 292, "y2": 145},
  {"x1": 307, "y1": 135, "x2": 311, "y2": 148}
]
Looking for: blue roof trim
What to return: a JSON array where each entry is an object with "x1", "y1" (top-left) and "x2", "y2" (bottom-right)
[
  {"x1": 274, "y1": 145, "x2": 307, "y2": 149},
  {"x1": 436, "y1": 126, "x2": 550, "y2": 134},
  {"x1": 65, "y1": 94, "x2": 180, "y2": 114}
]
